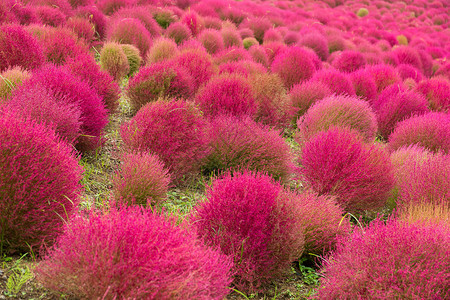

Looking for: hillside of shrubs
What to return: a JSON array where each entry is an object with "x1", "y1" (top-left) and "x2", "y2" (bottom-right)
[{"x1": 0, "y1": 0, "x2": 449, "y2": 299}]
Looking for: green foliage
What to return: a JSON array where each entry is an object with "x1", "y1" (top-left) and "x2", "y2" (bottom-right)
[
  {"x1": 243, "y1": 37, "x2": 259, "y2": 50},
  {"x1": 121, "y1": 44, "x2": 142, "y2": 77},
  {"x1": 356, "y1": 8, "x2": 369, "y2": 17}
]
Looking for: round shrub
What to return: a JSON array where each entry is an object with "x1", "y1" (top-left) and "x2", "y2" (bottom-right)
[
  {"x1": 107, "y1": 18, "x2": 152, "y2": 57},
  {"x1": 396, "y1": 34, "x2": 408, "y2": 45},
  {"x1": 396, "y1": 64, "x2": 424, "y2": 83},
  {"x1": 152, "y1": 8, "x2": 175, "y2": 29},
  {"x1": 263, "y1": 28, "x2": 283, "y2": 44},
  {"x1": 356, "y1": 7, "x2": 369, "y2": 17},
  {"x1": 297, "y1": 95, "x2": 378, "y2": 143},
  {"x1": 243, "y1": 37, "x2": 258, "y2": 49},
  {"x1": 97, "y1": 0, "x2": 130, "y2": 15},
  {"x1": 388, "y1": 112, "x2": 450, "y2": 154},
  {"x1": 120, "y1": 100, "x2": 208, "y2": 183},
  {"x1": 113, "y1": 152, "x2": 170, "y2": 207},
  {"x1": 65, "y1": 54, "x2": 121, "y2": 114},
  {"x1": 100, "y1": 42, "x2": 130, "y2": 82},
  {"x1": 121, "y1": 44, "x2": 141, "y2": 77},
  {"x1": 66, "y1": 16, "x2": 96, "y2": 43},
  {"x1": 198, "y1": 29, "x2": 224, "y2": 55},
  {"x1": 365, "y1": 64, "x2": 401, "y2": 93},
  {"x1": 373, "y1": 84, "x2": 430, "y2": 139},
  {"x1": 0, "y1": 67, "x2": 30, "y2": 100},
  {"x1": 0, "y1": 110, "x2": 82, "y2": 254},
  {"x1": 221, "y1": 28, "x2": 242, "y2": 48},
  {"x1": 202, "y1": 115, "x2": 294, "y2": 183},
  {"x1": 317, "y1": 219, "x2": 450, "y2": 299},
  {"x1": 299, "y1": 32, "x2": 329, "y2": 61},
  {"x1": 392, "y1": 46, "x2": 423, "y2": 74},
  {"x1": 146, "y1": 37, "x2": 179, "y2": 64},
  {"x1": 271, "y1": 47, "x2": 316, "y2": 89},
  {"x1": 248, "y1": 44, "x2": 269, "y2": 67},
  {"x1": 0, "y1": 23, "x2": 44, "y2": 72},
  {"x1": 247, "y1": 17, "x2": 272, "y2": 44},
  {"x1": 112, "y1": 6, "x2": 162, "y2": 38},
  {"x1": 289, "y1": 80, "x2": 332, "y2": 119},
  {"x1": 195, "y1": 74, "x2": 256, "y2": 118},
  {"x1": 126, "y1": 61, "x2": 194, "y2": 112},
  {"x1": 23, "y1": 65, "x2": 108, "y2": 152},
  {"x1": 310, "y1": 69, "x2": 356, "y2": 96},
  {"x1": 181, "y1": 11, "x2": 202, "y2": 36},
  {"x1": 300, "y1": 127, "x2": 395, "y2": 214},
  {"x1": 75, "y1": 5, "x2": 107, "y2": 39},
  {"x1": 192, "y1": 171, "x2": 305, "y2": 292},
  {"x1": 166, "y1": 22, "x2": 192, "y2": 45},
  {"x1": 214, "y1": 46, "x2": 251, "y2": 65},
  {"x1": 35, "y1": 6, "x2": 66, "y2": 27},
  {"x1": 415, "y1": 78, "x2": 450, "y2": 112},
  {"x1": 332, "y1": 50, "x2": 366, "y2": 73},
  {"x1": 349, "y1": 69, "x2": 377, "y2": 102},
  {"x1": 36, "y1": 205, "x2": 233, "y2": 299}
]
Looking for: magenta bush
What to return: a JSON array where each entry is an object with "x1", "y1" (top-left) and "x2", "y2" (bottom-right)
[
  {"x1": 213, "y1": 46, "x2": 251, "y2": 65},
  {"x1": 299, "y1": 32, "x2": 329, "y2": 61},
  {"x1": 121, "y1": 100, "x2": 208, "y2": 183},
  {"x1": 24, "y1": 65, "x2": 108, "y2": 152},
  {"x1": 35, "y1": 6, "x2": 66, "y2": 27},
  {"x1": 415, "y1": 77, "x2": 450, "y2": 112},
  {"x1": 317, "y1": 219, "x2": 450, "y2": 299},
  {"x1": 36, "y1": 205, "x2": 233, "y2": 299},
  {"x1": 181, "y1": 11, "x2": 202, "y2": 36},
  {"x1": 221, "y1": 28, "x2": 242, "y2": 48},
  {"x1": 392, "y1": 46, "x2": 423, "y2": 74},
  {"x1": 66, "y1": 16, "x2": 96, "y2": 44},
  {"x1": 192, "y1": 171, "x2": 305, "y2": 292},
  {"x1": 310, "y1": 69, "x2": 356, "y2": 96},
  {"x1": 107, "y1": 17, "x2": 152, "y2": 57},
  {"x1": 126, "y1": 61, "x2": 194, "y2": 111},
  {"x1": 75, "y1": 5, "x2": 107, "y2": 39},
  {"x1": 0, "y1": 110, "x2": 82, "y2": 254},
  {"x1": 248, "y1": 45, "x2": 269, "y2": 68},
  {"x1": 365, "y1": 64, "x2": 401, "y2": 93},
  {"x1": 289, "y1": 80, "x2": 332, "y2": 119},
  {"x1": 332, "y1": 50, "x2": 366, "y2": 73},
  {"x1": 297, "y1": 95, "x2": 378, "y2": 143},
  {"x1": 0, "y1": 23, "x2": 44, "y2": 72},
  {"x1": 97, "y1": 0, "x2": 134, "y2": 15},
  {"x1": 195, "y1": 74, "x2": 256, "y2": 118},
  {"x1": 373, "y1": 84, "x2": 430, "y2": 139},
  {"x1": 349, "y1": 69, "x2": 377, "y2": 102},
  {"x1": 300, "y1": 127, "x2": 395, "y2": 213},
  {"x1": 271, "y1": 47, "x2": 316, "y2": 89},
  {"x1": 388, "y1": 112, "x2": 450, "y2": 154},
  {"x1": 113, "y1": 152, "x2": 170, "y2": 207},
  {"x1": 202, "y1": 115, "x2": 294, "y2": 183},
  {"x1": 166, "y1": 22, "x2": 192, "y2": 45},
  {"x1": 198, "y1": 29, "x2": 224, "y2": 54},
  {"x1": 112, "y1": 6, "x2": 161, "y2": 38},
  {"x1": 396, "y1": 64, "x2": 424, "y2": 83}
]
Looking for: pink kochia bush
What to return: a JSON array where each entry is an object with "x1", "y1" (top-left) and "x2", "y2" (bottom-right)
[
  {"x1": 121, "y1": 100, "x2": 208, "y2": 183},
  {"x1": 192, "y1": 171, "x2": 305, "y2": 292},
  {"x1": 195, "y1": 74, "x2": 256, "y2": 118},
  {"x1": 297, "y1": 95, "x2": 378, "y2": 143},
  {"x1": 202, "y1": 116, "x2": 294, "y2": 183},
  {"x1": 331, "y1": 50, "x2": 366, "y2": 73},
  {"x1": 300, "y1": 127, "x2": 395, "y2": 214},
  {"x1": 126, "y1": 61, "x2": 194, "y2": 111},
  {"x1": 0, "y1": 23, "x2": 44, "y2": 72},
  {"x1": 415, "y1": 77, "x2": 450, "y2": 112},
  {"x1": 388, "y1": 112, "x2": 450, "y2": 154},
  {"x1": 317, "y1": 219, "x2": 450, "y2": 299},
  {"x1": 310, "y1": 69, "x2": 356, "y2": 96},
  {"x1": 0, "y1": 110, "x2": 82, "y2": 254},
  {"x1": 36, "y1": 205, "x2": 233, "y2": 299},
  {"x1": 107, "y1": 18, "x2": 152, "y2": 57},
  {"x1": 271, "y1": 47, "x2": 316, "y2": 89},
  {"x1": 289, "y1": 80, "x2": 332, "y2": 119},
  {"x1": 113, "y1": 152, "x2": 170, "y2": 207}
]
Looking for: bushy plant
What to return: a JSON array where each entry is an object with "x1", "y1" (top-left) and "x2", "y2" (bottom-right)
[
  {"x1": 373, "y1": 84, "x2": 430, "y2": 139},
  {"x1": 248, "y1": 44, "x2": 269, "y2": 67},
  {"x1": 65, "y1": 54, "x2": 120, "y2": 114},
  {"x1": 300, "y1": 127, "x2": 395, "y2": 214},
  {"x1": 356, "y1": 7, "x2": 369, "y2": 17},
  {"x1": 121, "y1": 44, "x2": 141, "y2": 77},
  {"x1": 399, "y1": 201, "x2": 450, "y2": 228},
  {"x1": 0, "y1": 67, "x2": 30, "y2": 100},
  {"x1": 97, "y1": 0, "x2": 132, "y2": 15},
  {"x1": 126, "y1": 61, "x2": 194, "y2": 112},
  {"x1": 36, "y1": 205, "x2": 233, "y2": 299},
  {"x1": 99, "y1": 42, "x2": 130, "y2": 82},
  {"x1": 35, "y1": 6, "x2": 67, "y2": 27},
  {"x1": 202, "y1": 115, "x2": 294, "y2": 183},
  {"x1": 198, "y1": 29, "x2": 224, "y2": 55},
  {"x1": 0, "y1": 23, "x2": 44, "y2": 72},
  {"x1": 113, "y1": 152, "x2": 170, "y2": 207},
  {"x1": 146, "y1": 37, "x2": 179, "y2": 64},
  {"x1": 332, "y1": 50, "x2": 366, "y2": 73},
  {"x1": 214, "y1": 46, "x2": 251, "y2": 65},
  {"x1": 112, "y1": 6, "x2": 161, "y2": 38},
  {"x1": 415, "y1": 77, "x2": 450, "y2": 112},
  {"x1": 263, "y1": 28, "x2": 283, "y2": 44},
  {"x1": 107, "y1": 17, "x2": 152, "y2": 57},
  {"x1": 121, "y1": 100, "x2": 208, "y2": 183},
  {"x1": 317, "y1": 219, "x2": 450, "y2": 299},
  {"x1": 396, "y1": 64, "x2": 424, "y2": 83},
  {"x1": 75, "y1": 5, "x2": 107, "y2": 39},
  {"x1": 192, "y1": 171, "x2": 305, "y2": 292},
  {"x1": 365, "y1": 64, "x2": 401, "y2": 93},
  {"x1": 289, "y1": 80, "x2": 332, "y2": 119},
  {"x1": 23, "y1": 64, "x2": 108, "y2": 152},
  {"x1": 299, "y1": 32, "x2": 329, "y2": 61},
  {"x1": 310, "y1": 69, "x2": 356, "y2": 96},
  {"x1": 271, "y1": 47, "x2": 316, "y2": 89},
  {"x1": 152, "y1": 7, "x2": 175, "y2": 29},
  {"x1": 219, "y1": 60, "x2": 266, "y2": 78},
  {"x1": 0, "y1": 110, "x2": 82, "y2": 254},
  {"x1": 297, "y1": 95, "x2": 378, "y2": 143},
  {"x1": 181, "y1": 11, "x2": 202, "y2": 36},
  {"x1": 246, "y1": 17, "x2": 272, "y2": 44},
  {"x1": 166, "y1": 22, "x2": 192, "y2": 45},
  {"x1": 348, "y1": 69, "x2": 377, "y2": 102},
  {"x1": 66, "y1": 16, "x2": 96, "y2": 43},
  {"x1": 195, "y1": 74, "x2": 256, "y2": 118},
  {"x1": 389, "y1": 112, "x2": 450, "y2": 154},
  {"x1": 392, "y1": 46, "x2": 423, "y2": 74},
  {"x1": 243, "y1": 37, "x2": 258, "y2": 49},
  {"x1": 221, "y1": 28, "x2": 242, "y2": 48}
]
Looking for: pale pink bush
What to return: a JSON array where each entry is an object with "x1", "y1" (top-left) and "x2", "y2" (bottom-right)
[
  {"x1": 310, "y1": 69, "x2": 356, "y2": 96},
  {"x1": 289, "y1": 80, "x2": 332, "y2": 119}
]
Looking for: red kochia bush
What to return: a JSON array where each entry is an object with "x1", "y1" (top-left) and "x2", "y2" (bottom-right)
[
  {"x1": 365, "y1": 64, "x2": 401, "y2": 93},
  {"x1": 166, "y1": 22, "x2": 192, "y2": 45},
  {"x1": 0, "y1": 23, "x2": 44, "y2": 72},
  {"x1": 297, "y1": 95, "x2": 378, "y2": 143},
  {"x1": 299, "y1": 32, "x2": 329, "y2": 61},
  {"x1": 35, "y1": 6, "x2": 66, "y2": 27},
  {"x1": 373, "y1": 84, "x2": 429, "y2": 139},
  {"x1": 289, "y1": 80, "x2": 332, "y2": 119},
  {"x1": 113, "y1": 152, "x2": 170, "y2": 207},
  {"x1": 300, "y1": 127, "x2": 395, "y2": 213},
  {"x1": 332, "y1": 50, "x2": 366, "y2": 73},
  {"x1": 192, "y1": 171, "x2": 305, "y2": 292},
  {"x1": 195, "y1": 74, "x2": 256, "y2": 118},
  {"x1": 310, "y1": 69, "x2": 356, "y2": 96},
  {"x1": 107, "y1": 17, "x2": 152, "y2": 57},
  {"x1": 202, "y1": 116, "x2": 294, "y2": 183},
  {"x1": 36, "y1": 205, "x2": 233, "y2": 299},
  {"x1": 271, "y1": 47, "x2": 316, "y2": 89},
  {"x1": 388, "y1": 112, "x2": 450, "y2": 154},
  {"x1": 415, "y1": 77, "x2": 450, "y2": 112},
  {"x1": 348, "y1": 69, "x2": 377, "y2": 102},
  {"x1": 121, "y1": 100, "x2": 208, "y2": 183},
  {"x1": 126, "y1": 61, "x2": 194, "y2": 111},
  {"x1": 0, "y1": 110, "x2": 82, "y2": 254},
  {"x1": 317, "y1": 219, "x2": 450, "y2": 299}
]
